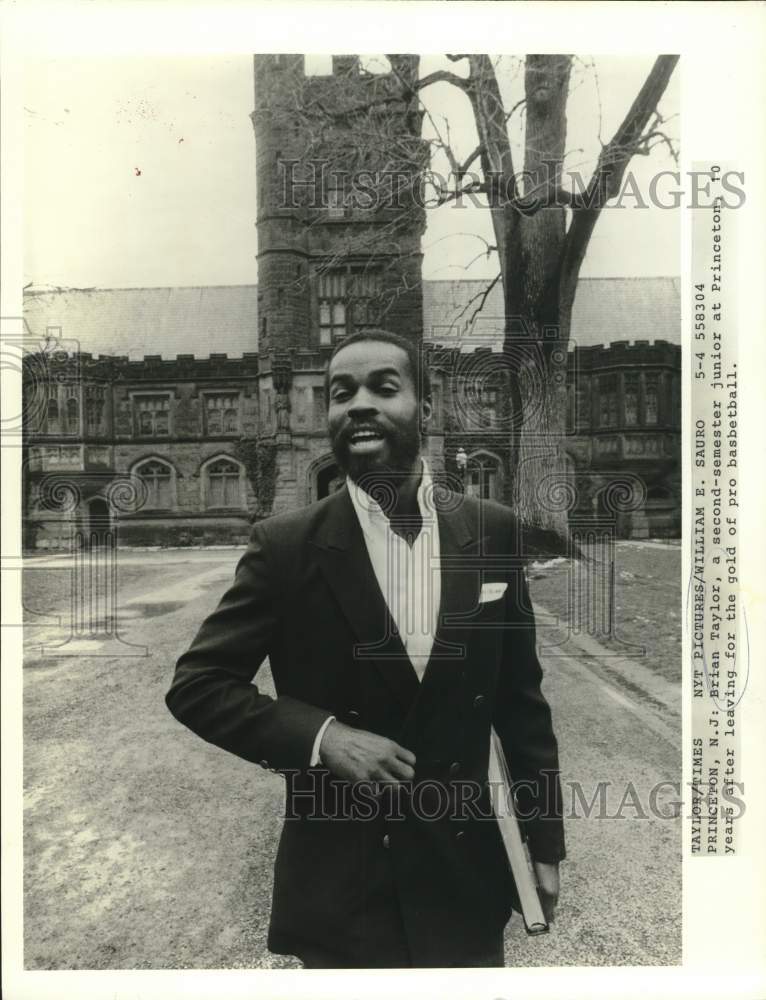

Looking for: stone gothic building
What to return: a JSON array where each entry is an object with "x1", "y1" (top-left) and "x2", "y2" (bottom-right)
[{"x1": 21, "y1": 55, "x2": 681, "y2": 549}]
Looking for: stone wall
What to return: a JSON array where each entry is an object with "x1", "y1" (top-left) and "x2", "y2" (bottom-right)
[{"x1": 22, "y1": 336, "x2": 683, "y2": 548}]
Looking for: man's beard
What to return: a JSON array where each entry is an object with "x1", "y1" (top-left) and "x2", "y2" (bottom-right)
[{"x1": 330, "y1": 420, "x2": 421, "y2": 486}]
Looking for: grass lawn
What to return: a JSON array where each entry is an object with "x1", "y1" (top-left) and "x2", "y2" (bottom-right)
[{"x1": 528, "y1": 541, "x2": 682, "y2": 684}]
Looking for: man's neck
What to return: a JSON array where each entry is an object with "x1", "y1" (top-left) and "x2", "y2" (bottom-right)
[{"x1": 353, "y1": 458, "x2": 424, "y2": 543}]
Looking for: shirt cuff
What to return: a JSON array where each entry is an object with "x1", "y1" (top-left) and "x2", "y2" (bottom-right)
[{"x1": 309, "y1": 715, "x2": 336, "y2": 767}]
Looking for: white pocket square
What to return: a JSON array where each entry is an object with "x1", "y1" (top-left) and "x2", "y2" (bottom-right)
[{"x1": 479, "y1": 582, "x2": 507, "y2": 603}]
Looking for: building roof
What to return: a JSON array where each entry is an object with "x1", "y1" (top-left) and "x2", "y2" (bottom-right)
[
  {"x1": 23, "y1": 276, "x2": 680, "y2": 360},
  {"x1": 422, "y1": 276, "x2": 681, "y2": 349},
  {"x1": 23, "y1": 285, "x2": 259, "y2": 360}
]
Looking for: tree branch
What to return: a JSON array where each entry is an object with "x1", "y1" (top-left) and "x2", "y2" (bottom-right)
[
  {"x1": 454, "y1": 274, "x2": 503, "y2": 331},
  {"x1": 504, "y1": 97, "x2": 527, "y2": 123},
  {"x1": 457, "y1": 143, "x2": 483, "y2": 177},
  {"x1": 426, "y1": 180, "x2": 488, "y2": 207},
  {"x1": 416, "y1": 70, "x2": 469, "y2": 92},
  {"x1": 560, "y1": 54, "x2": 679, "y2": 311}
]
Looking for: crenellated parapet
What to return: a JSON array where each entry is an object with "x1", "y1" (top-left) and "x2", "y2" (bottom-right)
[
  {"x1": 22, "y1": 350, "x2": 262, "y2": 382},
  {"x1": 570, "y1": 339, "x2": 681, "y2": 369}
]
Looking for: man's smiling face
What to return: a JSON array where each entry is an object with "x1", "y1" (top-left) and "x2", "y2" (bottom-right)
[{"x1": 327, "y1": 339, "x2": 430, "y2": 482}]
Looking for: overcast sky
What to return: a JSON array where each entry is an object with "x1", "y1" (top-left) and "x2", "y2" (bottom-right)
[{"x1": 24, "y1": 54, "x2": 679, "y2": 289}]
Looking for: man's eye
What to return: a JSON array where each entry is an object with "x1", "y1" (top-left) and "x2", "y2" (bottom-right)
[
  {"x1": 331, "y1": 390, "x2": 351, "y2": 402},
  {"x1": 378, "y1": 385, "x2": 398, "y2": 395}
]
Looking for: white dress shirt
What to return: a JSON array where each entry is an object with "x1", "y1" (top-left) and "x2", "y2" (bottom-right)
[{"x1": 310, "y1": 462, "x2": 441, "y2": 764}]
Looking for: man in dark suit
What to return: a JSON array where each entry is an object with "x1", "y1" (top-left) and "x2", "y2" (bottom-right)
[{"x1": 166, "y1": 329, "x2": 565, "y2": 968}]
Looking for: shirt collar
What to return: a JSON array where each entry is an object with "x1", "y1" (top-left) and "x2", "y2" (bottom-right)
[{"x1": 347, "y1": 459, "x2": 435, "y2": 533}]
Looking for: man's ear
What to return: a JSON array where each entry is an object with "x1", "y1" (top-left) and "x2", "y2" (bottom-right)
[{"x1": 421, "y1": 399, "x2": 433, "y2": 425}]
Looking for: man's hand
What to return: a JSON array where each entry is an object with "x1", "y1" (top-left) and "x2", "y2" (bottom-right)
[
  {"x1": 533, "y1": 861, "x2": 560, "y2": 923},
  {"x1": 319, "y1": 720, "x2": 416, "y2": 785}
]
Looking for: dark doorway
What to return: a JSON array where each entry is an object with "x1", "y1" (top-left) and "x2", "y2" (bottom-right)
[
  {"x1": 317, "y1": 463, "x2": 344, "y2": 499},
  {"x1": 86, "y1": 497, "x2": 112, "y2": 547}
]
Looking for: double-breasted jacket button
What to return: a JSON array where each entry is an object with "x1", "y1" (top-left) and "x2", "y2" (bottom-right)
[
  {"x1": 455, "y1": 829, "x2": 466, "y2": 841},
  {"x1": 472, "y1": 694, "x2": 486, "y2": 710},
  {"x1": 259, "y1": 759, "x2": 269, "y2": 768},
  {"x1": 382, "y1": 833, "x2": 391, "y2": 849},
  {"x1": 347, "y1": 709, "x2": 360, "y2": 724},
  {"x1": 449, "y1": 761, "x2": 461, "y2": 777}
]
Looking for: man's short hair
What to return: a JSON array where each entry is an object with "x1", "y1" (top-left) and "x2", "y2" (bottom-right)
[{"x1": 324, "y1": 329, "x2": 432, "y2": 406}]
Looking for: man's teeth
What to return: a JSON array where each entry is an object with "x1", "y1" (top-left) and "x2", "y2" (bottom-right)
[{"x1": 351, "y1": 431, "x2": 382, "y2": 441}]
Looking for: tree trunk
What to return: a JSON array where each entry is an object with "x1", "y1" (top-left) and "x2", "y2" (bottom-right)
[
  {"x1": 509, "y1": 306, "x2": 572, "y2": 544},
  {"x1": 504, "y1": 56, "x2": 572, "y2": 544}
]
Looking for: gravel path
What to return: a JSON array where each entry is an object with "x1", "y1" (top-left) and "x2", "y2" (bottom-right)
[{"x1": 22, "y1": 545, "x2": 681, "y2": 969}]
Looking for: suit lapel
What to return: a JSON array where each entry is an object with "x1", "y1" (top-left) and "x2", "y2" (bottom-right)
[
  {"x1": 418, "y1": 493, "x2": 484, "y2": 700},
  {"x1": 310, "y1": 486, "x2": 491, "y2": 718},
  {"x1": 310, "y1": 487, "x2": 421, "y2": 712}
]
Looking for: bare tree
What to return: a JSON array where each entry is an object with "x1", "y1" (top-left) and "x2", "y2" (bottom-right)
[
  {"x1": 416, "y1": 54, "x2": 679, "y2": 539},
  {"x1": 261, "y1": 53, "x2": 679, "y2": 540}
]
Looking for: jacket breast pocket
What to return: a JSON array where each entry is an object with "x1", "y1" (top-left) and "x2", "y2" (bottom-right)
[{"x1": 478, "y1": 582, "x2": 508, "y2": 605}]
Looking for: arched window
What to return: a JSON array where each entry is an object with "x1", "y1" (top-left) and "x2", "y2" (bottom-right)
[
  {"x1": 598, "y1": 374, "x2": 618, "y2": 428},
  {"x1": 86, "y1": 385, "x2": 106, "y2": 434},
  {"x1": 644, "y1": 373, "x2": 659, "y2": 425},
  {"x1": 315, "y1": 266, "x2": 383, "y2": 345},
  {"x1": 205, "y1": 458, "x2": 243, "y2": 509},
  {"x1": 465, "y1": 453, "x2": 501, "y2": 501},
  {"x1": 575, "y1": 375, "x2": 590, "y2": 431},
  {"x1": 624, "y1": 373, "x2": 639, "y2": 426},
  {"x1": 309, "y1": 454, "x2": 343, "y2": 503},
  {"x1": 135, "y1": 459, "x2": 174, "y2": 509},
  {"x1": 476, "y1": 385, "x2": 499, "y2": 428},
  {"x1": 46, "y1": 393, "x2": 60, "y2": 433},
  {"x1": 66, "y1": 396, "x2": 79, "y2": 434}
]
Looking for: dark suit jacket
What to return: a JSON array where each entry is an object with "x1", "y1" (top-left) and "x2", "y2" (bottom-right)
[{"x1": 166, "y1": 485, "x2": 565, "y2": 967}]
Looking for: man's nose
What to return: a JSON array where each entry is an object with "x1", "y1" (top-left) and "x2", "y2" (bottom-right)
[{"x1": 347, "y1": 389, "x2": 379, "y2": 417}]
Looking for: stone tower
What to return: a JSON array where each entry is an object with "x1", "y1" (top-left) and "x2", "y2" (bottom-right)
[{"x1": 251, "y1": 54, "x2": 430, "y2": 511}]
